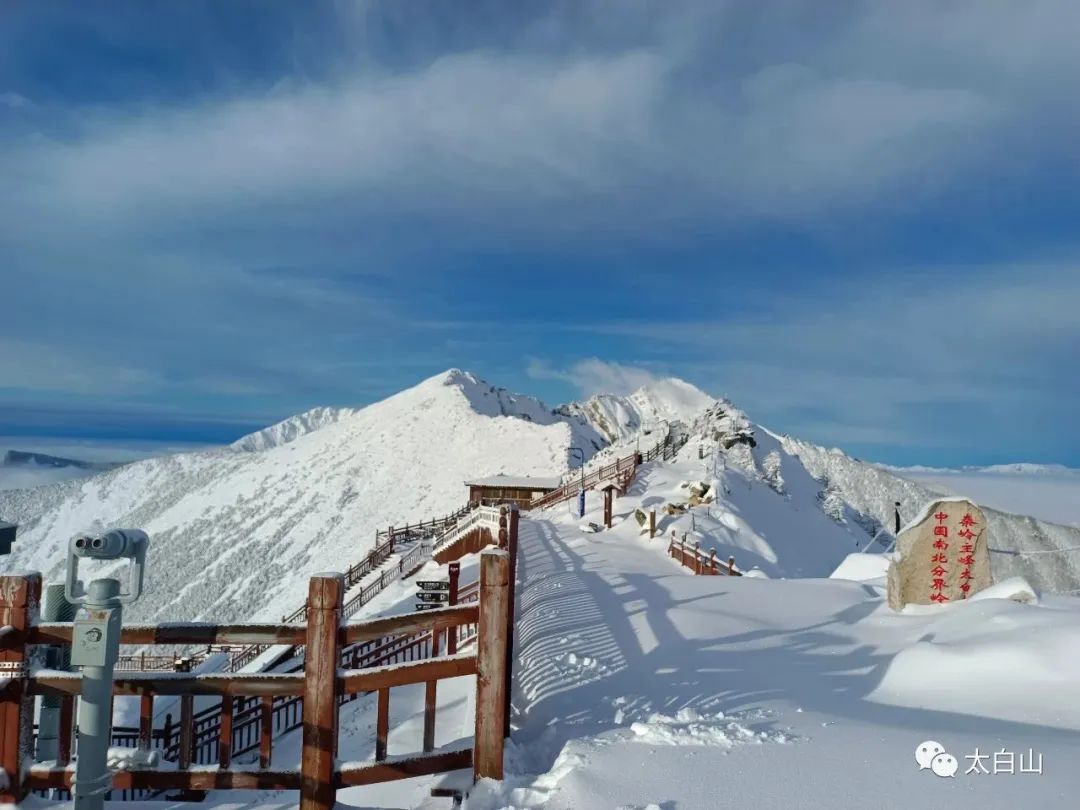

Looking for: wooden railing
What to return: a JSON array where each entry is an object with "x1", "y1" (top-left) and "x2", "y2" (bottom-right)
[
  {"x1": 667, "y1": 532, "x2": 741, "y2": 576},
  {"x1": 1, "y1": 552, "x2": 512, "y2": 808},
  {"x1": 525, "y1": 432, "x2": 687, "y2": 513}
]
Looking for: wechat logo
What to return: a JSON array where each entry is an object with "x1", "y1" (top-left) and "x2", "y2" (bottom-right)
[{"x1": 916, "y1": 741, "x2": 958, "y2": 778}]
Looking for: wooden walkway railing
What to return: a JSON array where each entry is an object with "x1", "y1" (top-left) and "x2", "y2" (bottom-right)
[
  {"x1": 526, "y1": 431, "x2": 687, "y2": 513},
  {"x1": 667, "y1": 532, "x2": 741, "y2": 576},
  {"x1": 0, "y1": 550, "x2": 511, "y2": 809}
]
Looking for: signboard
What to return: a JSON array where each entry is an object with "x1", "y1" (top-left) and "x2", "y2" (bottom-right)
[
  {"x1": 415, "y1": 603, "x2": 441, "y2": 611},
  {"x1": 888, "y1": 499, "x2": 992, "y2": 611},
  {"x1": 416, "y1": 580, "x2": 449, "y2": 592},
  {"x1": 416, "y1": 591, "x2": 449, "y2": 604}
]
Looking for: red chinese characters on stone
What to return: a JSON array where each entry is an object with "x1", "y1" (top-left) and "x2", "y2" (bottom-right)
[
  {"x1": 960, "y1": 513, "x2": 977, "y2": 528},
  {"x1": 929, "y1": 593, "x2": 949, "y2": 603}
]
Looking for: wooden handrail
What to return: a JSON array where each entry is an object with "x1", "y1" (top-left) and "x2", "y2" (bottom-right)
[{"x1": 6, "y1": 552, "x2": 511, "y2": 809}]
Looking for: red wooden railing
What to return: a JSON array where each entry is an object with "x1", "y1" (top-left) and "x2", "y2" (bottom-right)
[
  {"x1": 667, "y1": 532, "x2": 741, "y2": 576},
  {"x1": 526, "y1": 432, "x2": 686, "y2": 513},
  {"x1": 1, "y1": 553, "x2": 511, "y2": 809}
]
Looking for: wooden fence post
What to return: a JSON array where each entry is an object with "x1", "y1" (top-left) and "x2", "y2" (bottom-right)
[
  {"x1": 218, "y1": 695, "x2": 234, "y2": 769},
  {"x1": 0, "y1": 573, "x2": 40, "y2": 805},
  {"x1": 649, "y1": 510, "x2": 656, "y2": 539},
  {"x1": 375, "y1": 688, "x2": 389, "y2": 761},
  {"x1": 448, "y1": 562, "x2": 460, "y2": 655},
  {"x1": 259, "y1": 698, "x2": 273, "y2": 768},
  {"x1": 694, "y1": 541, "x2": 701, "y2": 575},
  {"x1": 179, "y1": 694, "x2": 194, "y2": 769},
  {"x1": 300, "y1": 573, "x2": 344, "y2": 810},
  {"x1": 474, "y1": 549, "x2": 509, "y2": 781},
  {"x1": 504, "y1": 506, "x2": 520, "y2": 737},
  {"x1": 709, "y1": 549, "x2": 718, "y2": 576},
  {"x1": 728, "y1": 556, "x2": 737, "y2": 576},
  {"x1": 139, "y1": 693, "x2": 154, "y2": 748},
  {"x1": 422, "y1": 629, "x2": 441, "y2": 753}
]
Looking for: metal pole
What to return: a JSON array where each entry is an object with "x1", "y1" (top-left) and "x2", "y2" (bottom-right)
[{"x1": 72, "y1": 578, "x2": 123, "y2": 810}]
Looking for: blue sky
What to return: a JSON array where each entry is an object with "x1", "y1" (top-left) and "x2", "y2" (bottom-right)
[{"x1": 2, "y1": 1, "x2": 1079, "y2": 467}]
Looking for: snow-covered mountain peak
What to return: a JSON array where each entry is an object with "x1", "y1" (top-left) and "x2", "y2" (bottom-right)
[{"x1": 560, "y1": 377, "x2": 715, "y2": 444}]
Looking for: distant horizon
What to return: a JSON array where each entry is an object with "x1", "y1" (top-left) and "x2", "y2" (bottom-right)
[{"x1": 1, "y1": 365, "x2": 1077, "y2": 471}]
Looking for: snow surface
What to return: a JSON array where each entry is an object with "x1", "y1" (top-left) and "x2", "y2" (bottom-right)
[
  {"x1": 780, "y1": 436, "x2": 1080, "y2": 594},
  {"x1": 12, "y1": 430, "x2": 1080, "y2": 810},
  {"x1": 463, "y1": 454, "x2": 1080, "y2": 810}
]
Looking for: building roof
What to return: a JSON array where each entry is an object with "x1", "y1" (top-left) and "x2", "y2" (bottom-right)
[{"x1": 464, "y1": 474, "x2": 562, "y2": 490}]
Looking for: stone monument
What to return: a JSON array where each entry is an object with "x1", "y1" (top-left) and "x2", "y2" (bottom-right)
[{"x1": 887, "y1": 498, "x2": 993, "y2": 611}]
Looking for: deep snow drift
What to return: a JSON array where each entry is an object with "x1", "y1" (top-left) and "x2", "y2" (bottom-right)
[{"x1": 464, "y1": 451, "x2": 1080, "y2": 810}]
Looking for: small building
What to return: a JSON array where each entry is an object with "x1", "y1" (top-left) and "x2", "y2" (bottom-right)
[{"x1": 465, "y1": 475, "x2": 562, "y2": 508}]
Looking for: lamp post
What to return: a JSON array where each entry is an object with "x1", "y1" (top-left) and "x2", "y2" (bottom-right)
[{"x1": 569, "y1": 447, "x2": 585, "y2": 517}]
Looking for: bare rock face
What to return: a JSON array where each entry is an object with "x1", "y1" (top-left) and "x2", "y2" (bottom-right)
[{"x1": 888, "y1": 499, "x2": 993, "y2": 611}]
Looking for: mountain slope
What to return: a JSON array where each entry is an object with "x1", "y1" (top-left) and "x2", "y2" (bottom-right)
[
  {"x1": 780, "y1": 437, "x2": 1080, "y2": 594},
  {"x1": 0, "y1": 370, "x2": 605, "y2": 624},
  {"x1": 557, "y1": 378, "x2": 714, "y2": 444}
]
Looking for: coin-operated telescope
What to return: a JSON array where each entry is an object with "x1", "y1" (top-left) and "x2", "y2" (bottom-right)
[{"x1": 65, "y1": 530, "x2": 150, "y2": 810}]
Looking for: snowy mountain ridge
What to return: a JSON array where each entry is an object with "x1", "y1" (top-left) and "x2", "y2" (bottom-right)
[{"x1": 3, "y1": 367, "x2": 1080, "y2": 630}]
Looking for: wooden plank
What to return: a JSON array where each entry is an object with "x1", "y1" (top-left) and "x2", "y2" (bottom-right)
[
  {"x1": 178, "y1": 694, "x2": 194, "y2": 770},
  {"x1": 30, "y1": 671, "x2": 306, "y2": 697},
  {"x1": 138, "y1": 693, "x2": 153, "y2": 748},
  {"x1": 0, "y1": 573, "x2": 40, "y2": 804},
  {"x1": 57, "y1": 695, "x2": 74, "y2": 765},
  {"x1": 27, "y1": 766, "x2": 303, "y2": 792},
  {"x1": 423, "y1": 629, "x2": 441, "y2": 752},
  {"x1": 218, "y1": 694, "x2": 234, "y2": 768},
  {"x1": 259, "y1": 696, "x2": 274, "y2": 769},
  {"x1": 337, "y1": 747, "x2": 473, "y2": 786},
  {"x1": 375, "y1": 687, "x2": 389, "y2": 762},
  {"x1": 300, "y1": 573, "x2": 343, "y2": 810},
  {"x1": 339, "y1": 604, "x2": 479, "y2": 645},
  {"x1": 31, "y1": 622, "x2": 307, "y2": 647},
  {"x1": 504, "y1": 506, "x2": 520, "y2": 737},
  {"x1": 339, "y1": 653, "x2": 477, "y2": 695},
  {"x1": 447, "y1": 563, "x2": 460, "y2": 656},
  {"x1": 473, "y1": 549, "x2": 509, "y2": 781}
]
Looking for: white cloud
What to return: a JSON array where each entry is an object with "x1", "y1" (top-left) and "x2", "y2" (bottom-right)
[
  {"x1": 0, "y1": 91, "x2": 29, "y2": 108},
  {"x1": 528, "y1": 357, "x2": 662, "y2": 397}
]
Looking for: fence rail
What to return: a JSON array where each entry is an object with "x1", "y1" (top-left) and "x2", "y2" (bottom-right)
[
  {"x1": 667, "y1": 533, "x2": 741, "y2": 576},
  {"x1": 2, "y1": 553, "x2": 511, "y2": 809}
]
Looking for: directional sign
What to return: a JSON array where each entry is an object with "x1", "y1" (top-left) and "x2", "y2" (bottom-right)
[
  {"x1": 416, "y1": 580, "x2": 450, "y2": 592},
  {"x1": 416, "y1": 591, "x2": 449, "y2": 603},
  {"x1": 415, "y1": 603, "x2": 441, "y2": 611}
]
